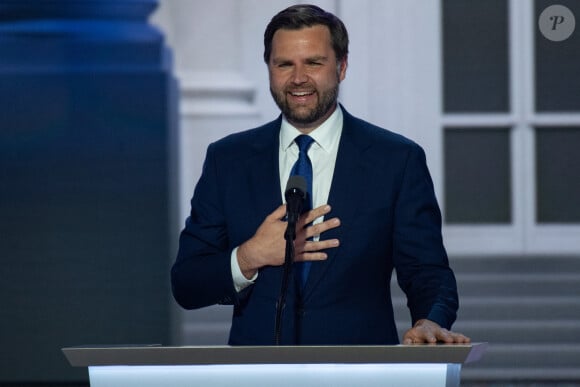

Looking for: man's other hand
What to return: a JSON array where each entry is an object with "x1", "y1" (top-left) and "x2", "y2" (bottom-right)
[{"x1": 403, "y1": 319, "x2": 471, "y2": 344}]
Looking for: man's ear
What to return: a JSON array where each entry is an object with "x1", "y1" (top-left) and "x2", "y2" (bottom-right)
[{"x1": 338, "y1": 56, "x2": 348, "y2": 82}]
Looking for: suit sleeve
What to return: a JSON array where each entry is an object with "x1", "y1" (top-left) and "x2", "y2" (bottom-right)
[
  {"x1": 392, "y1": 143, "x2": 458, "y2": 329},
  {"x1": 171, "y1": 143, "x2": 241, "y2": 310}
]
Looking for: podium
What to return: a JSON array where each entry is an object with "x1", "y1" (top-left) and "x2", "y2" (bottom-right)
[{"x1": 63, "y1": 344, "x2": 486, "y2": 387}]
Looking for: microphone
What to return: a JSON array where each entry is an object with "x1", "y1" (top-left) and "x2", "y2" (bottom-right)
[{"x1": 284, "y1": 175, "x2": 307, "y2": 235}]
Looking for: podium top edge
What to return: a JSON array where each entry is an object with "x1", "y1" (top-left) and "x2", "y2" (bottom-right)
[{"x1": 62, "y1": 343, "x2": 487, "y2": 367}]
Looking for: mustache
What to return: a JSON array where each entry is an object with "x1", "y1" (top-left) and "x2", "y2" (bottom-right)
[{"x1": 285, "y1": 85, "x2": 316, "y2": 93}]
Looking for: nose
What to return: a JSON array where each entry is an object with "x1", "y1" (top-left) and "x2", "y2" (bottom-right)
[{"x1": 291, "y1": 64, "x2": 308, "y2": 84}]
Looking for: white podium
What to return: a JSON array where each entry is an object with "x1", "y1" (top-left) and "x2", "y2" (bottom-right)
[{"x1": 63, "y1": 344, "x2": 486, "y2": 387}]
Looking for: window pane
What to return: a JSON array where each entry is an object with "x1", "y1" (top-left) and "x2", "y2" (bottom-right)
[
  {"x1": 444, "y1": 128, "x2": 512, "y2": 223},
  {"x1": 535, "y1": 0, "x2": 580, "y2": 111},
  {"x1": 443, "y1": 0, "x2": 509, "y2": 112},
  {"x1": 536, "y1": 127, "x2": 580, "y2": 222}
]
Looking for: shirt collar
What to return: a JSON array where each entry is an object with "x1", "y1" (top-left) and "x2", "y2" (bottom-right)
[{"x1": 280, "y1": 106, "x2": 343, "y2": 153}]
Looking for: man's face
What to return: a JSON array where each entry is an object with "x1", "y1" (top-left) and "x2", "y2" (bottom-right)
[{"x1": 268, "y1": 25, "x2": 347, "y2": 133}]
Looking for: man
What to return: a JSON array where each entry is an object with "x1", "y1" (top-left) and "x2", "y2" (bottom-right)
[{"x1": 172, "y1": 4, "x2": 470, "y2": 346}]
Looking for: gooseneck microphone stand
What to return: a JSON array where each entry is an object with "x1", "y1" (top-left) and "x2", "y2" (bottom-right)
[{"x1": 275, "y1": 176, "x2": 306, "y2": 345}]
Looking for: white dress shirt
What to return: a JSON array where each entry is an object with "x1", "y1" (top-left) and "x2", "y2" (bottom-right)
[{"x1": 231, "y1": 107, "x2": 344, "y2": 292}]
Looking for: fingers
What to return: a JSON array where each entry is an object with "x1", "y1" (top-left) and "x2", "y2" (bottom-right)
[
  {"x1": 444, "y1": 331, "x2": 471, "y2": 344},
  {"x1": 268, "y1": 204, "x2": 288, "y2": 221},
  {"x1": 402, "y1": 319, "x2": 471, "y2": 345},
  {"x1": 293, "y1": 205, "x2": 341, "y2": 262},
  {"x1": 305, "y1": 217, "x2": 341, "y2": 239},
  {"x1": 403, "y1": 330, "x2": 437, "y2": 345},
  {"x1": 403, "y1": 331, "x2": 471, "y2": 344},
  {"x1": 240, "y1": 204, "x2": 292, "y2": 271},
  {"x1": 429, "y1": 325, "x2": 471, "y2": 344},
  {"x1": 300, "y1": 204, "x2": 333, "y2": 226},
  {"x1": 295, "y1": 238, "x2": 340, "y2": 262},
  {"x1": 297, "y1": 204, "x2": 341, "y2": 240}
]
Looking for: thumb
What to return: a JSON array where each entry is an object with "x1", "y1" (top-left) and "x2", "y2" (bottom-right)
[{"x1": 269, "y1": 204, "x2": 287, "y2": 221}]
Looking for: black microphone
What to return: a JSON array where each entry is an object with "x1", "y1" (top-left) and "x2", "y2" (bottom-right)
[{"x1": 284, "y1": 175, "x2": 307, "y2": 236}]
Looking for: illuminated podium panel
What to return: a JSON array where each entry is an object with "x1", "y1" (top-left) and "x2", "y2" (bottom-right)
[{"x1": 63, "y1": 344, "x2": 486, "y2": 387}]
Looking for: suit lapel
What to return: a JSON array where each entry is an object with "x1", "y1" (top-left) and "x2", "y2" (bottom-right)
[
  {"x1": 301, "y1": 110, "x2": 375, "y2": 301},
  {"x1": 244, "y1": 118, "x2": 283, "y2": 217}
]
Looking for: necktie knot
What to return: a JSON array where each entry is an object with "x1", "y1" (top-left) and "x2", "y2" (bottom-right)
[
  {"x1": 290, "y1": 135, "x2": 314, "y2": 192},
  {"x1": 294, "y1": 135, "x2": 315, "y2": 154}
]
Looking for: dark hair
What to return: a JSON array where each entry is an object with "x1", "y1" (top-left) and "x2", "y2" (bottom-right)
[{"x1": 263, "y1": 4, "x2": 349, "y2": 63}]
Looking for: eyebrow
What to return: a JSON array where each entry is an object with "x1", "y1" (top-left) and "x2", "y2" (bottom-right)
[
  {"x1": 272, "y1": 55, "x2": 329, "y2": 64},
  {"x1": 306, "y1": 56, "x2": 329, "y2": 62}
]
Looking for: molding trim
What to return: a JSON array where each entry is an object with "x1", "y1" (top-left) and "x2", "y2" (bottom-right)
[{"x1": 178, "y1": 71, "x2": 259, "y2": 117}]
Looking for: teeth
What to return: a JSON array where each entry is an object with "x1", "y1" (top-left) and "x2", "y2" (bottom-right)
[{"x1": 291, "y1": 91, "x2": 313, "y2": 96}]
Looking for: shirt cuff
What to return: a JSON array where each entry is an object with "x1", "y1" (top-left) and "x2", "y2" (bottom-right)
[{"x1": 231, "y1": 247, "x2": 257, "y2": 293}]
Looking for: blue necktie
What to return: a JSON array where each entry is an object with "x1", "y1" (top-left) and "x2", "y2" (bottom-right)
[{"x1": 290, "y1": 135, "x2": 315, "y2": 289}]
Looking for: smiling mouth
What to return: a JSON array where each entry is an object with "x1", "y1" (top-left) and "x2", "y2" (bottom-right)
[{"x1": 289, "y1": 90, "x2": 315, "y2": 97}]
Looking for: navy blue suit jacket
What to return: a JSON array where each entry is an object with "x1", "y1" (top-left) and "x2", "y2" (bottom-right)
[{"x1": 172, "y1": 107, "x2": 458, "y2": 345}]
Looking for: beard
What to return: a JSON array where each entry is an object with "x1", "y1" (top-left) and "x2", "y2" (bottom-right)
[{"x1": 270, "y1": 82, "x2": 339, "y2": 127}]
